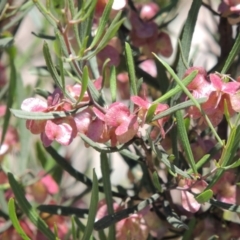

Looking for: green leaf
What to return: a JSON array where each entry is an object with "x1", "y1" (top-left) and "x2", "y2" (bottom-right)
[
  {"x1": 152, "y1": 98, "x2": 207, "y2": 121},
  {"x1": 109, "y1": 66, "x2": 117, "y2": 102},
  {"x1": 152, "y1": 66, "x2": 198, "y2": 104},
  {"x1": 152, "y1": 171, "x2": 162, "y2": 192},
  {"x1": 206, "y1": 125, "x2": 240, "y2": 190},
  {"x1": 221, "y1": 159, "x2": 240, "y2": 170},
  {"x1": 55, "y1": 34, "x2": 66, "y2": 95},
  {"x1": 43, "y1": 41, "x2": 63, "y2": 90},
  {"x1": 155, "y1": 58, "x2": 169, "y2": 94},
  {"x1": 146, "y1": 103, "x2": 158, "y2": 123},
  {"x1": 7, "y1": 173, "x2": 56, "y2": 240},
  {"x1": 182, "y1": 218, "x2": 196, "y2": 240},
  {"x1": 71, "y1": 216, "x2": 77, "y2": 240},
  {"x1": 100, "y1": 153, "x2": 116, "y2": 239},
  {"x1": 176, "y1": 0, "x2": 202, "y2": 78},
  {"x1": 82, "y1": 169, "x2": 99, "y2": 240},
  {"x1": 85, "y1": 12, "x2": 124, "y2": 59},
  {"x1": 0, "y1": 37, "x2": 14, "y2": 49},
  {"x1": 32, "y1": 0, "x2": 58, "y2": 29},
  {"x1": 195, "y1": 189, "x2": 213, "y2": 203},
  {"x1": 125, "y1": 42, "x2": 137, "y2": 96},
  {"x1": 89, "y1": 0, "x2": 113, "y2": 49},
  {"x1": 77, "y1": 66, "x2": 89, "y2": 103},
  {"x1": 221, "y1": 33, "x2": 240, "y2": 74},
  {"x1": 80, "y1": 133, "x2": 125, "y2": 153},
  {"x1": 10, "y1": 108, "x2": 72, "y2": 120},
  {"x1": 37, "y1": 205, "x2": 88, "y2": 218},
  {"x1": 175, "y1": 110, "x2": 198, "y2": 174},
  {"x1": 8, "y1": 198, "x2": 31, "y2": 240},
  {"x1": 1, "y1": 48, "x2": 17, "y2": 145}
]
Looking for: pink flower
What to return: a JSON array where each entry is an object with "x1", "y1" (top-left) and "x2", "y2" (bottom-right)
[
  {"x1": 203, "y1": 74, "x2": 240, "y2": 116},
  {"x1": 211, "y1": 171, "x2": 237, "y2": 204},
  {"x1": 41, "y1": 118, "x2": 77, "y2": 147},
  {"x1": 184, "y1": 68, "x2": 240, "y2": 126},
  {"x1": 179, "y1": 178, "x2": 208, "y2": 213},
  {"x1": 139, "y1": 2, "x2": 160, "y2": 20},
  {"x1": 129, "y1": 8, "x2": 173, "y2": 58},
  {"x1": 131, "y1": 96, "x2": 169, "y2": 138},
  {"x1": 96, "y1": 199, "x2": 149, "y2": 240},
  {"x1": 184, "y1": 67, "x2": 212, "y2": 98},
  {"x1": 21, "y1": 88, "x2": 79, "y2": 146},
  {"x1": 219, "y1": 0, "x2": 240, "y2": 13},
  {"x1": 139, "y1": 59, "x2": 157, "y2": 78},
  {"x1": 28, "y1": 172, "x2": 59, "y2": 203},
  {"x1": 104, "y1": 102, "x2": 139, "y2": 145}
]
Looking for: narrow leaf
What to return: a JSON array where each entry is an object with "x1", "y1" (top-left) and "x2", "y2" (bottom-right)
[
  {"x1": 152, "y1": 97, "x2": 207, "y2": 121},
  {"x1": 77, "y1": 66, "x2": 89, "y2": 103},
  {"x1": 7, "y1": 173, "x2": 55, "y2": 239},
  {"x1": 8, "y1": 198, "x2": 31, "y2": 240},
  {"x1": 152, "y1": 67, "x2": 198, "y2": 104},
  {"x1": 82, "y1": 169, "x2": 99, "y2": 240},
  {"x1": 109, "y1": 66, "x2": 117, "y2": 102},
  {"x1": 176, "y1": 0, "x2": 202, "y2": 78},
  {"x1": 125, "y1": 42, "x2": 137, "y2": 95},
  {"x1": 152, "y1": 171, "x2": 162, "y2": 192},
  {"x1": 100, "y1": 153, "x2": 115, "y2": 239},
  {"x1": 176, "y1": 110, "x2": 198, "y2": 174},
  {"x1": 221, "y1": 33, "x2": 240, "y2": 74},
  {"x1": 89, "y1": 0, "x2": 113, "y2": 49},
  {"x1": 1, "y1": 49, "x2": 16, "y2": 145},
  {"x1": 195, "y1": 189, "x2": 213, "y2": 203},
  {"x1": 43, "y1": 41, "x2": 62, "y2": 90}
]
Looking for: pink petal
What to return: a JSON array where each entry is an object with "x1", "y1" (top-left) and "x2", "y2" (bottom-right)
[
  {"x1": 181, "y1": 190, "x2": 201, "y2": 213},
  {"x1": 21, "y1": 98, "x2": 48, "y2": 112},
  {"x1": 115, "y1": 115, "x2": 138, "y2": 143},
  {"x1": 41, "y1": 132, "x2": 53, "y2": 147},
  {"x1": 97, "y1": 45, "x2": 120, "y2": 67},
  {"x1": 26, "y1": 119, "x2": 46, "y2": 134},
  {"x1": 223, "y1": 82, "x2": 240, "y2": 94},
  {"x1": 184, "y1": 67, "x2": 208, "y2": 91},
  {"x1": 74, "y1": 108, "x2": 93, "y2": 133},
  {"x1": 230, "y1": 92, "x2": 240, "y2": 112},
  {"x1": 41, "y1": 174, "x2": 59, "y2": 194},
  {"x1": 156, "y1": 32, "x2": 173, "y2": 58},
  {"x1": 87, "y1": 118, "x2": 104, "y2": 142},
  {"x1": 210, "y1": 74, "x2": 223, "y2": 90},
  {"x1": 44, "y1": 119, "x2": 77, "y2": 146},
  {"x1": 92, "y1": 106, "x2": 105, "y2": 121},
  {"x1": 139, "y1": 59, "x2": 157, "y2": 78},
  {"x1": 155, "y1": 103, "x2": 169, "y2": 113},
  {"x1": 131, "y1": 96, "x2": 149, "y2": 109},
  {"x1": 105, "y1": 102, "x2": 130, "y2": 127}
]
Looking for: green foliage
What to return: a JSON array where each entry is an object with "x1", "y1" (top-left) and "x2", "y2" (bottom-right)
[{"x1": 3, "y1": 0, "x2": 240, "y2": 239}]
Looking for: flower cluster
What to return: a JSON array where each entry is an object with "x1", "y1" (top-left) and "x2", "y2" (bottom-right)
[
  {"x1": 184, "y1": 67, "x2": 240, "y2": 127},
  {"x1": 21, "y1": 83, "x2": 169, "y2": 147},
  {"x1": 129, "y1": 3, "x2": 173, "y2": 58}
]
